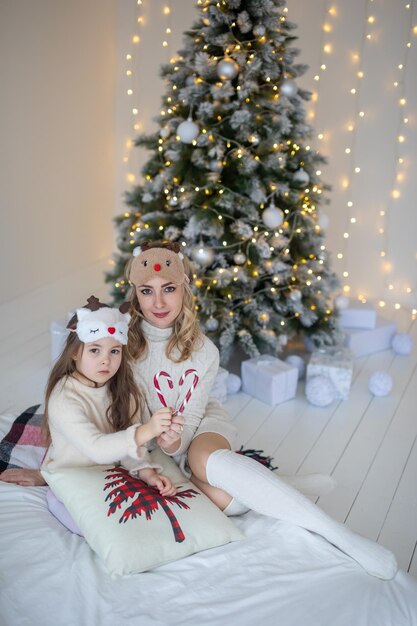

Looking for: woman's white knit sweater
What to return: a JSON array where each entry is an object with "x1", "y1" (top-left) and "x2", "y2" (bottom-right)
[{"x1": 133, "y1": 321, "x2": 236, "y2": 464}]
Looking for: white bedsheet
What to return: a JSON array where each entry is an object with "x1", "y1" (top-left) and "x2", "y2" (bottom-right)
[{"x1": 1, "y1": 479, "x2": 417, "y2": 626}]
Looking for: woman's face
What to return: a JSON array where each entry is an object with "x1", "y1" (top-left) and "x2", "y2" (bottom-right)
[{"x1": 136, "y1": 276, "x2": 184, "y2": 328}]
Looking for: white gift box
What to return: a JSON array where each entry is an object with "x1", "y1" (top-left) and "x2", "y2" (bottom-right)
[
  {"x1": 210, "y1": 367, "x2": 229, "y2": 404},
  {"x1": 339, "y1": 303, "x2": 377, "y2": 329},
  {"x1": 241, "y1": 355, "x2": 298, "y2": 406},
  {"x1": 50, "y1": 320, "x2": 70, "y2": 362},
  {"x1": 307, "y1": 347, "x2": 353, "y2": 399},
  {"x1": 343, "y1": 316, "x2": 397, "y2": 357}
]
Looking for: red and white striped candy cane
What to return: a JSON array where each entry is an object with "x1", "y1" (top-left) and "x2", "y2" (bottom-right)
[
  {"x1": 153, "y1": 371, "x2": 174, "y2": 407},
  {"x1": 176, "y1": 368, "x2": 199, "y2": 415}
]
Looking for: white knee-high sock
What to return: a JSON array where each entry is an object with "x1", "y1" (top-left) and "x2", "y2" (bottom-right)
[
  {"x1": 280, "y1": 473, "x2": 336, "y2": 497},
  {"x1": 206, "y1": 449, "x2": 397, "y2": 580}
]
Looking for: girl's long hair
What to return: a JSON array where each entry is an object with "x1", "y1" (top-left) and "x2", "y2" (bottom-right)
[
  {"x1": 43, "y1": 331, "x2": 144, "y2": 442},
  {"x1": 126, "y1": 243, "x2": 204, "y2": 363}
]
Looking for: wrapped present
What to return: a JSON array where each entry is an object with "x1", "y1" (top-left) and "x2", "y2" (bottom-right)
[
  {"x1": 241, "y1": 355, "x2": 298, "y2": 406},
  {"x1": 307, "y1": 347, "x2": 353, "y2": 399},
  {"x1": 210, "y1": 367, "x2": 229, "y2": 404},
  {"x1": 339, "y1": 302, "x2": 377, "y2": 329},
  {"x1": 343, "y1": 316, "x2": 397, "y2": 357},
  {"x1": 50, "y1": 320, "x2": 70, "y2": 362}
]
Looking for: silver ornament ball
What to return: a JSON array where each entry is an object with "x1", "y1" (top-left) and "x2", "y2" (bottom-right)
[
  {"x1": 262, "y1": 205, "x2": 284, "y2": 229},
  {"x1": 192, "y1": 245, "x2": 214, "y2": 266},
  {"x1": 233, "y1": 252, "x2": 246, "y2": 265},
  {"x1": 217, "y1": 58, "x2": 239, "y2": 81},
  {"x1": 177, "y1": 119, "x2": 199, "y2": 143},
  {"x1": 293, "y1": 168, "x2": 310, "y2": 185},
  {"x1": 206, "y1": 316, "x2": 219, "y2": 332},
  {"x1": 281, "y1": 78, "x2": 297, "y2": 98}
]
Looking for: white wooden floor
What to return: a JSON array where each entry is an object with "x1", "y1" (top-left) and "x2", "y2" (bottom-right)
[{"x1": 1, "y1": 292, "x2": 416, "y2": 577}]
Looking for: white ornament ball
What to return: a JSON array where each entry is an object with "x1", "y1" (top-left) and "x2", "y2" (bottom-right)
[
  {"x1": 305, "y1": 375, "x2": 336, "y2": 407},
  {"x1": 177, "y1": 119, "x2": 199, "y2": 143},
  {"x1": 317, "y1": 213, "x2": 330, "y2": 230},
  {"x1": 233, "y1": 252, "x2": 246, "y2": 265},
  {"x1": 160, "y1": 125, "x2": 170, "y2": 138},
  {"x1": 217, "y1": 57, "x2": 239, "y2": 81},
  {"x1": 285, "y1": 354, "x2": 305, "y2": 379},
  {"x1": 262, "y1": 205, "x2": 284, "y2": 229},
  {"x1": 185, "y1": 75, "x2": 195, "y2": 86},
  {"x1": 391, "y1": 333, "x2": 413, "y2": 356},
  {"x1": 192, "y1": 245, "x2": 214, "y2": 266},
  {"x1": 289, "y1": 289, "x2": 302, "y2": 302},
  {"x1": 281, "y1": 78, "x2": 297, "y2": 98},
  {"x1": 206, "y1": 316, "x2": 219, "y2": 332},
  {"x1": 335, "y1": 295, "x2": 350, "y2": 310},
  {"x1": 227, "y1": 373, "x2": 242, "y2": 394},
  {"x1": 368, "y1": 371, "x2": 393, "y2": 396},
  {"x1": 293, "y1": 168, "x2": 310, "y2": 185}
]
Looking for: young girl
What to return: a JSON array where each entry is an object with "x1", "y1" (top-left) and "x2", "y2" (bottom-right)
[
  {"x1": 41, "y1": 295, "x2": 178, "y2": 531},
  {"x1": 127, "y1": 241, "x2": 398, "y2": 581}
]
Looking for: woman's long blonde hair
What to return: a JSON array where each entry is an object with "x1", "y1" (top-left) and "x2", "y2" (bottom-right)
[
  {"x1": 43, "y1": 331, "x2": 144, "y2": 443},
  {"x1": 126, "y1": 242, "x2": 204, "y2": 363}
]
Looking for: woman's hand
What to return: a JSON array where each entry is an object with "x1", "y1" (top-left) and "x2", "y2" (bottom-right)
[
  {"x1": 0, "y1": 468, "x2": 46, "y2": 486},
  {"x1": 143, "y1": 472, "x2": 176, "y2": 497},
  {"x1": 157, "y1": 414, "x2": 184, "y2": 453}
]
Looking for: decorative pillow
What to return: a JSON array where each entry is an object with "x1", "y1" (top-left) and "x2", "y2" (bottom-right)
[
  {"x1": 0, "y1": 404, "x2": 45, "y2": 472},
  {"x1": 41, "y1": 448, "x2": 244, "y2": 576}
]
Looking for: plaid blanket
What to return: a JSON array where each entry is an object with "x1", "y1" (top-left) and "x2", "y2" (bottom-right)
[
  {"x1": 0, "y1": 405, "x2": 276, "y2": 473},
  {"x1": 0, "y1": 404, "x2": 47, "y2": 472}
]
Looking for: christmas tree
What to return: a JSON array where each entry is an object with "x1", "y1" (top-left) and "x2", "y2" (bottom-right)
[{"x1": 107, "y1": 0, "x2": 341, "y2": 366}]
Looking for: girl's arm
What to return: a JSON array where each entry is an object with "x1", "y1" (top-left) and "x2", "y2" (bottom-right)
[{"x1": 47, "y1": 393, "x2": 152, "y2": 467}]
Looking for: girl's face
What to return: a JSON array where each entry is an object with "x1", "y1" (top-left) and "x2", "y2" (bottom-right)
[
  {"x1": 136, "y1": 277, "x2": 184, "y2": 329},
  {"x1": 73, "y1": 337, "x2": 123, "y2": 386}
]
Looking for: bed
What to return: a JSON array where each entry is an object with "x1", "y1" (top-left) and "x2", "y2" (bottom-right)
[{"x1": 1, "y1": 409, "x2": 417, "y2": 626}]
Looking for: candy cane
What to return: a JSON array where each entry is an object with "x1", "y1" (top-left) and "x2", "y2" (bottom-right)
[
  {"x1": 153, "y1": 371, "x2": 174, "y2": 407},
  {"x1": 176, "y1": 368, "x2": 199, "y2": 415}
]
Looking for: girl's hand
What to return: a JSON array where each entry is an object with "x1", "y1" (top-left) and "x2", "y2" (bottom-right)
[
  {"x1": 156, "y1": 414, "x2": 184, "y2": 452},
  {"x1": 148, "y1": 407, "x2": 173, "y2": 438},
  {"x1": 145, "y1": 472, "x2": 176, "y2": 497},
  {"x1": 0, "y1": 469, "x2": 46, "y2": 486},
  {"x1": 136, "y1": 408, "x2": 173, "y2": 445}
]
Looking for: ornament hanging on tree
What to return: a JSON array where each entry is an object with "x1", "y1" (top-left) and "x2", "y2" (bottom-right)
[
  {"x1": 233, "y1": 252, "x2": 246, "y2": 265},
  {"x1": 262, "y1": 203, "x2": 284, "y2": 229},
  {"x1": 217, "y1": 57, "x2": 240, "y2": 81},
  {"x1": 160, "y1": 125, "x2": 170, "y2": 138},
  {"x1": 289, "y1": 289, "x2": 302, "y2": 302},
  {"x1": 206, "y1": 316, "x2": 219, "y2": 332},
  {"x1": 293, "y1": 168, "x2": 309, "y2": 185},
  {"x1": 280, "y1": 78, "x2": 297, "y2": 98},
  {"x1": 191, "y1": 244, "x2": 214, "y2": 266},
  {"x1": 177, "y1": 116, "x2": 199, "y2": 143}
]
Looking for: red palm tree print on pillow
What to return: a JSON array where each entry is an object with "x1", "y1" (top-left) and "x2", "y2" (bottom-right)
[{"x1": 103, "y1": 466, "x2": 199, "y2": 543}]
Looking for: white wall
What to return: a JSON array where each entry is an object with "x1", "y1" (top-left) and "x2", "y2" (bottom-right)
[
  {"x1": 0, "y1": 0, "x2": 117, "y2": 307},
  {"x1": 115, "y1": 0, "x2": 417, "y2": 319}
]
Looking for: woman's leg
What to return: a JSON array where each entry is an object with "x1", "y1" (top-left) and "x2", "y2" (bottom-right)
[
  {"x1": 204, "y1": 448, "x2": 397, "y2": 580},
  {"x1": 187, "y1": 432, "x2": 234, "y2": 510}
]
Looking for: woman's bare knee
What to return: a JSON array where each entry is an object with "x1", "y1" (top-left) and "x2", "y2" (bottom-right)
[{"x1": 187, "y1": 432, "x2": 230, "y2": 482}]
